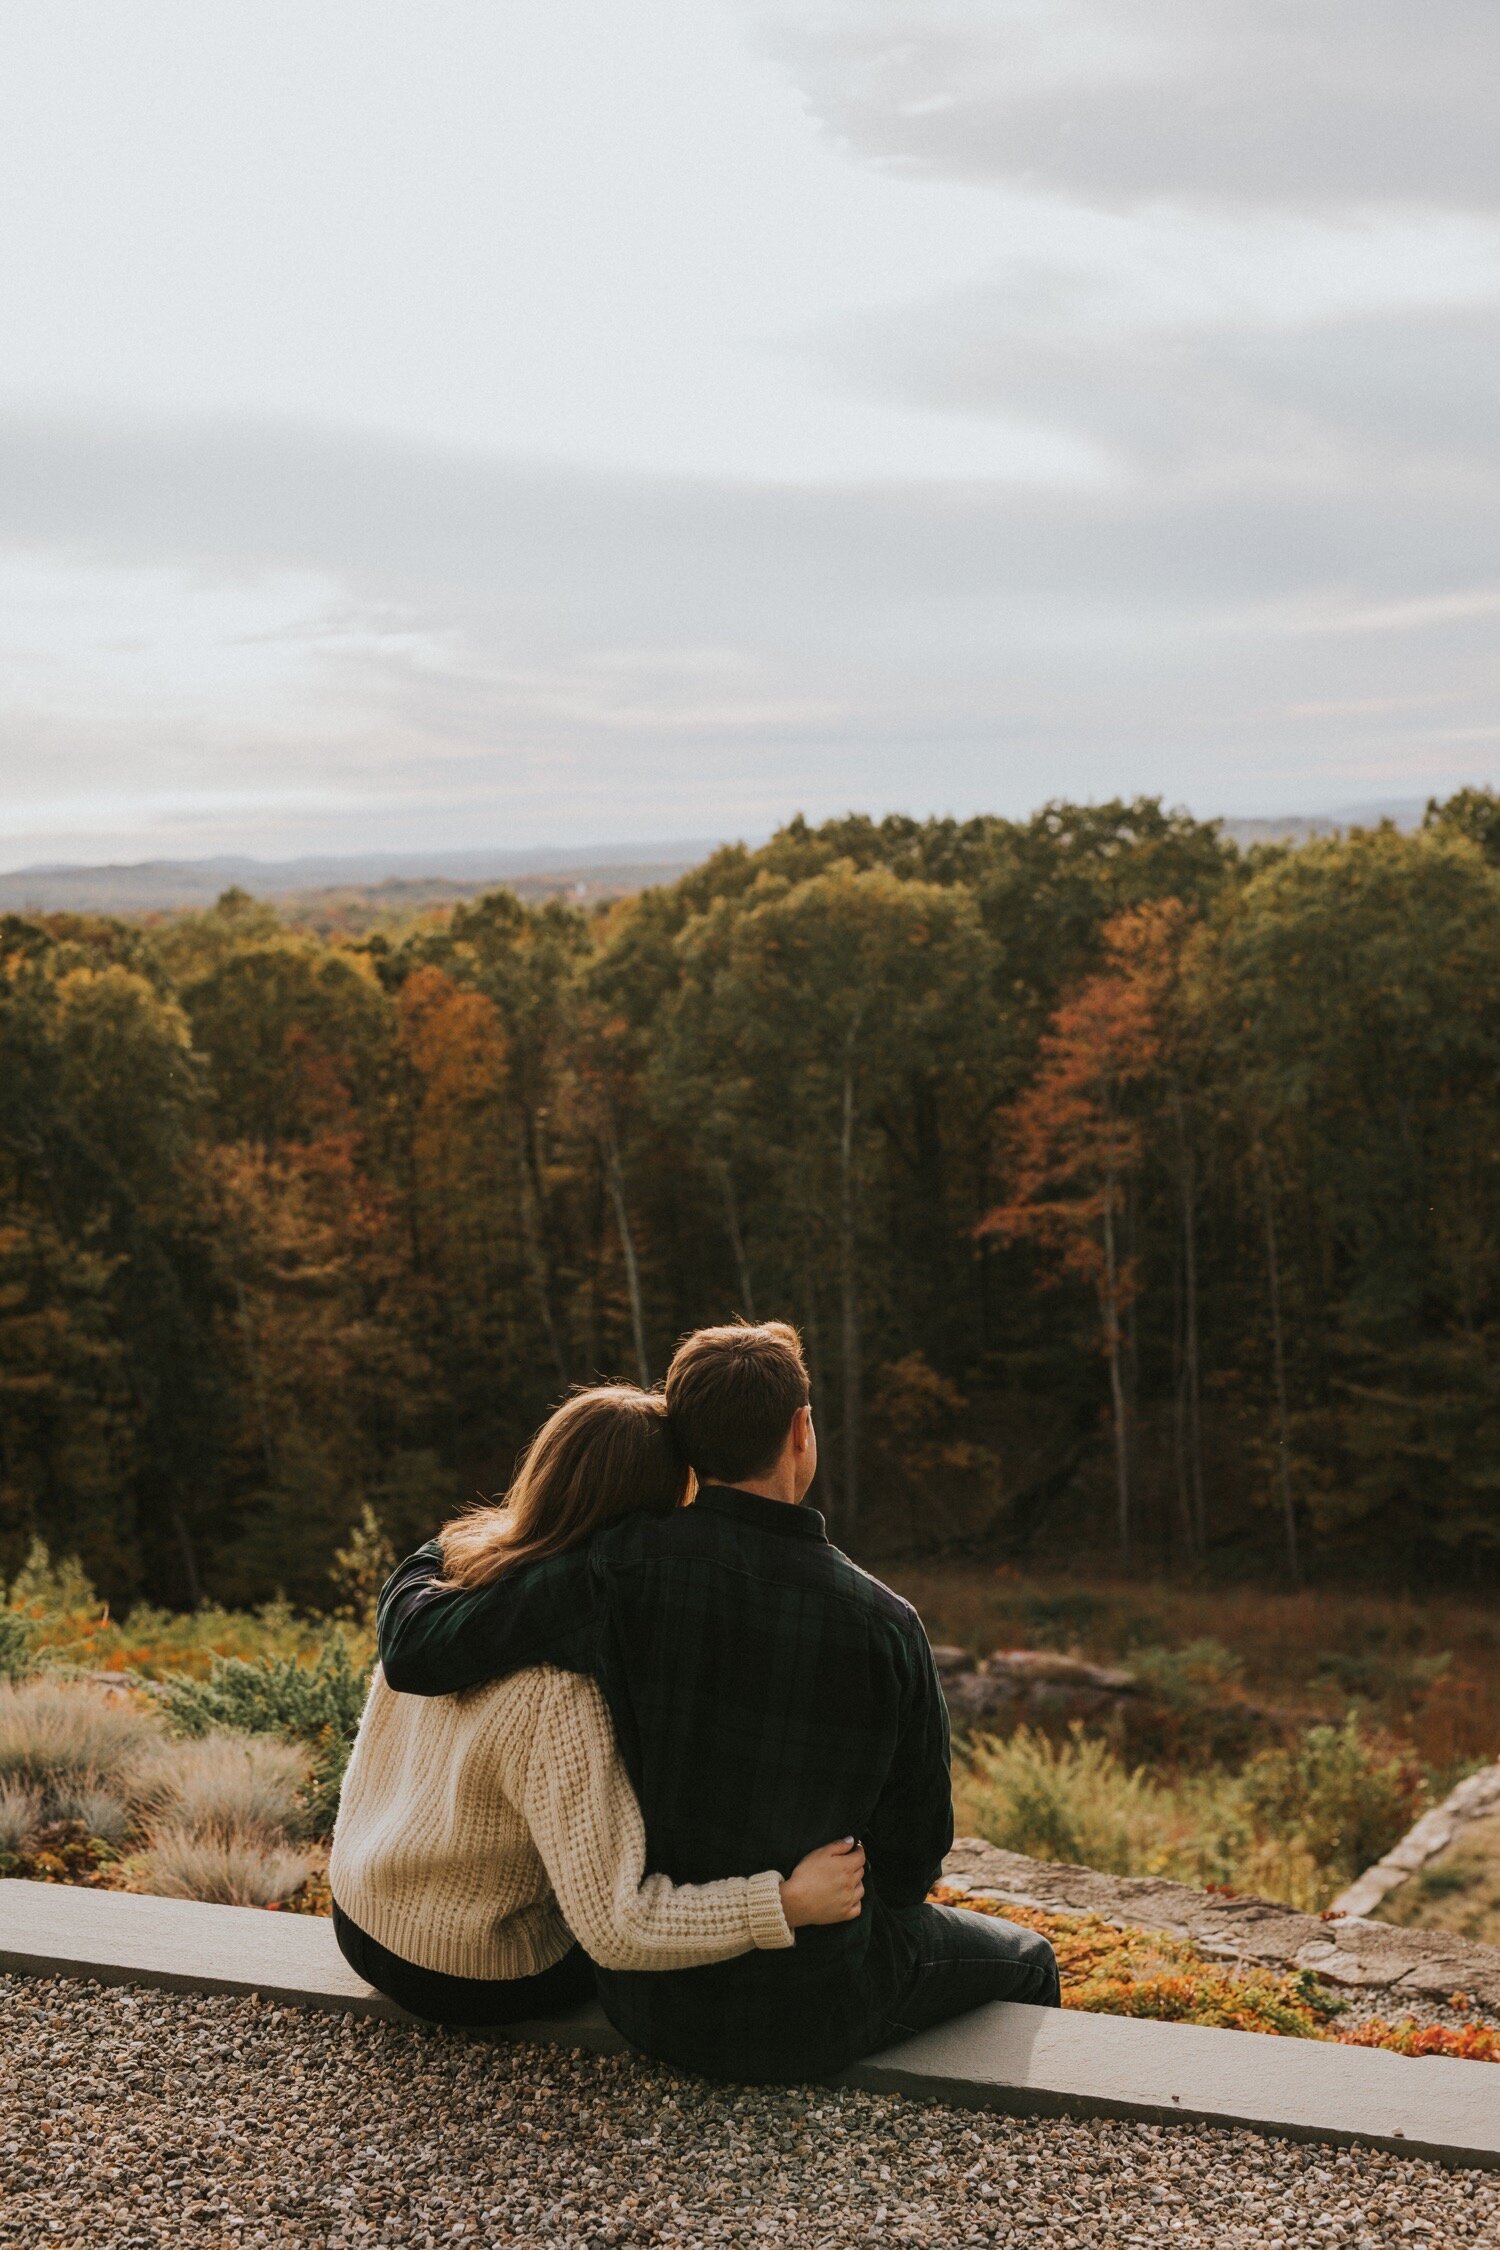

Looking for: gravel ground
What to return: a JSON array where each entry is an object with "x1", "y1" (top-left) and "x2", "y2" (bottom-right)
[{"x1": 3, "y1": 1975, "x2": 1496, "y2": 2250}]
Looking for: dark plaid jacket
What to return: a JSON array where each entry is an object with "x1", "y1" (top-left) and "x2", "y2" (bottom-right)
[{"x1": 376, "y1": 1487, "x2": 953, "y2": 2081}]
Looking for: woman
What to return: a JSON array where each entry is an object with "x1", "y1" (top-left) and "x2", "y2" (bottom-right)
[{"x1": 330, "y1": 1386, "x2": 864, "y2": 2026}]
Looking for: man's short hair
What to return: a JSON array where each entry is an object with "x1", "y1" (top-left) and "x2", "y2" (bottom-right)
[{"x1": 663, "y1": 1320, "x2": 811, "y2": 1487}]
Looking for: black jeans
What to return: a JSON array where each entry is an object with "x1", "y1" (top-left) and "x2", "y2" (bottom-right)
[
  {"x1": 332, "y1": 1902, "x2": 596, "y2": 2029},
  {"x1": 878, "y1": 1902, "x2": 1061, "y2": 2043}
]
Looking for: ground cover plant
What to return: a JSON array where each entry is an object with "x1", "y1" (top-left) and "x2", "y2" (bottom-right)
[{"x1": 933, "y1": 1888, "x2": 1500, "y2": 2064}]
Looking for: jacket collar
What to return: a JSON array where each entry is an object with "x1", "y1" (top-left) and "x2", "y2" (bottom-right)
[{"x1": 694, "y1": 1485, "x2": 829, "y2": 1543}]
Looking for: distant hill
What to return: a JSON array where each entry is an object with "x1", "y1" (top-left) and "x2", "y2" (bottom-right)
[
  {"x1": 0, "y1": 800, "x2": 1434, "y2": 917},
  {"x1": 0, "y1": 841, "x2": 727, "y2": 916},
  {"x1": 1220, "y1": 798, "x2": 1428, "y2": 849}
]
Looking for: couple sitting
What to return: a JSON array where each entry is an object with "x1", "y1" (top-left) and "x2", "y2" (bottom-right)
[{"x1": 329, "y1": 1321, "x2": 1059, "y2": 2083}]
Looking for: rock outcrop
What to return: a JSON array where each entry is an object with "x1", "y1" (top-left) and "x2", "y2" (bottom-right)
[{"x1": 934, "y1": 1644, "x2": 1137, "y2": 1728}]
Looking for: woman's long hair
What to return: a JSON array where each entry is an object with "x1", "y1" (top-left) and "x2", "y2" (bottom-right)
[{"x1": 438, "y1": 1385, "x2": 690, "y2": 1590}]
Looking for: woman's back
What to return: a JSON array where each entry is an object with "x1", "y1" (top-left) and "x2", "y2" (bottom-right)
[{"x1": 331, "y1": 1665, "x2": 573, "y2": 1982}]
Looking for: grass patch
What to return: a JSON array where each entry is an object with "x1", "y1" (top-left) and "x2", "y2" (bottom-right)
[
  {"x1": 0, "y1": 1681, "x2": 161, "y2": 1807},
  {"x1": 1376, "y1": 1811, "x2": 1500, "y2": 1946},
  {"x1": 1, "y1": 1544, "x2": 371, "y2": 1839},
  {"x1": 142, "y1": 1733, "x2": 313, "y2": 1844}
]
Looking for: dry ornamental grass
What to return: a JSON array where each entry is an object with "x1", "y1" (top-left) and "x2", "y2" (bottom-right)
[{"x1": 0, "y1": 1680, "x2": 318, "y2": 1907}]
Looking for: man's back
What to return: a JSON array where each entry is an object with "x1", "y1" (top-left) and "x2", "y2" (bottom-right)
[{"x1": 587, "y1": 1487, "x2": 951, "y2": 2076}]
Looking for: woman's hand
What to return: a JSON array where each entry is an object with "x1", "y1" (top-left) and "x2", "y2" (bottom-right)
[{"x1": 779, "y1": 1837, "x2": 866, "y2": 1928}]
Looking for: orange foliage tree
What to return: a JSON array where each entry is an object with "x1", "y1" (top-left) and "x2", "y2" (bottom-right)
[{"x1": 981, "y1": 903, "x2": 1192, "y2": 1562}]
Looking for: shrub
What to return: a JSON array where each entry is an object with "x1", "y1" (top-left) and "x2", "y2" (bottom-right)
[
  {"x1": 160, "y1": 1632, "x2": 368, "y2": 1835},
  {"x1": 0, "y1": 1610, "x2": 37, "y2": 1684},
  {"x1": 142, "y1": 1734, "x2": 311, "y2": 1844},
  {"x1": 1238, "y1": 1715, "x2": 1424, "y2": 1890},
  {"x1": 1130, "y1": 1638, "x2": 1244, "y2": 1708},
  {"x1": 161, "y1": 1632, "x2": 366, "y2": 1741},
  {"x1": 137, "y1": 1827, "x2": 317, "y2": 1908},
  {"x1": 5, "y1": 1540, "x2": 362, "y2": 1682},
  {"x1": 329, "y1": 1504, "x2": 395, "y2": 1631}
]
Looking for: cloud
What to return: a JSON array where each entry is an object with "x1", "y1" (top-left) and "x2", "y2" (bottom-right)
[
  {"x1": 1, "y1": 402, "x2": 1497, "y2": 864},
  {"x1": 759, "y1": 1, "x2": 1500, "y2": 211},
  {"x1": 812, "y1": 288, "x2": 1500, "y2": 491},
  {"x1": 2, "y1": 9, "x2": 1492, "y2": 868}
]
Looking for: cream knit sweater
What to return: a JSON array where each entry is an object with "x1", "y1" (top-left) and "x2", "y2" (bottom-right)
[{"x1": 329, "y1": 1665, "x2": 793, "y2": 1981}]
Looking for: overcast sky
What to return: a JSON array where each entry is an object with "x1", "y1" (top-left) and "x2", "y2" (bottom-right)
[{"x1": 3, "y1": 1, "x2": 1497, "y2": 867}]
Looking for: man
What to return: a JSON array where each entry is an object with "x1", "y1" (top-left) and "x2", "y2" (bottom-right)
[{"x1": 378, "y1": 1321, "x2": 1057, "y2": 2081}]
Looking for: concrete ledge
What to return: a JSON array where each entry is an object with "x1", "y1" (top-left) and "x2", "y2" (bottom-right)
[
  {"x1": 0, "y1": 1880, "x2": 631, "y2": 2049},
  {"x1": 4, "y1": 1881, "x2": 1497, "y2": 2170},
  {"x1": 1, "y1": 1879, "x2": 408, "y2": 2018},
  {"x1": 844, "y1": 2001, "x2": 1500, "y2": 2170}
]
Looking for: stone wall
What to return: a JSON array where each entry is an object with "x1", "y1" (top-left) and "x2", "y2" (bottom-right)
[{"x1": 943, "y1": 1836, "x2": 1500, "y2": 2019}]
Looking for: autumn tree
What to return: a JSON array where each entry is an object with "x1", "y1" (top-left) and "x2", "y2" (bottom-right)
[{"x1": 982, "y1": 904, "x2": 1193, "y2": 1563}]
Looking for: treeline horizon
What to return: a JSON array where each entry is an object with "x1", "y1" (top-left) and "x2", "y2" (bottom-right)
[{"x1": 5, "y1": 788, "x2": 1500, "y2": 1611}]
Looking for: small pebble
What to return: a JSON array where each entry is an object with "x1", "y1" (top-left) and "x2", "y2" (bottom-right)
[{"x1": 0, "y1": 1972, "x2": 1495, "y2": 2246}]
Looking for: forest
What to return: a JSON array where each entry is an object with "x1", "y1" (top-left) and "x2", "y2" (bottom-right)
[{"x1": 4, "y1": 788, "x2": 1500, "y2": 1614}]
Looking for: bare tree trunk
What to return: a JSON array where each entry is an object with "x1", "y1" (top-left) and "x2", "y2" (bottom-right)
[
  {"x1": 718, "y1": 1161, "x2": 756, "y2": 1320},
  {"x1": 603, "y1": 1105, "x2": 650, "y2": 1389},
  {"x1": 168, "y1": 1494, "x2": 203, "y2": 1608},
  {"x1": 1100, "y1": 1169, "x2": 1131, "y2": 1566},
  {"x1": 1171, "y1": 1090, "x2": 1206, "y2": 1562},
  {"x1": 518, "y1": 1169, "x2": 568, "y2": 1385},
  {"x1": 839, "y1": 1037, "x2": 862, "y2": 1537},
  {"x1": 1259, "y1": 1154, "x2": 1301, "y2": 1589},
  {"x1": 1171, "y1": 1242, "x2": 1192, "y2": 1565},
  {"x1": 1124, "y1": 1175, "x2": 1141, "y2": 1538}
]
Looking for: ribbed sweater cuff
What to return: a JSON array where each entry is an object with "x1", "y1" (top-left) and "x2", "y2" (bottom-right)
[{"x1": 747, "y1": 1868, "x2": 795, "y2": 1950}]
